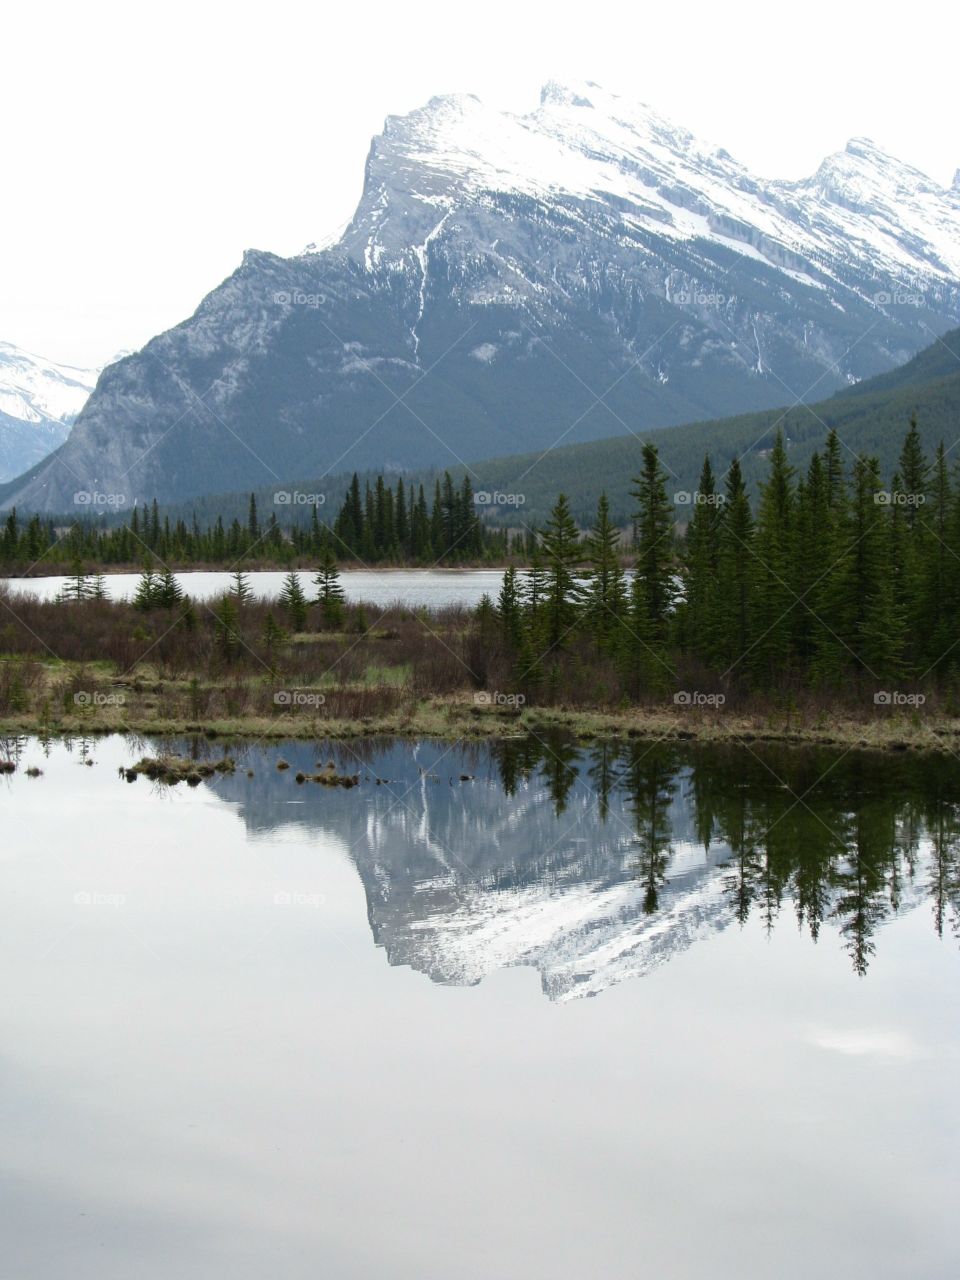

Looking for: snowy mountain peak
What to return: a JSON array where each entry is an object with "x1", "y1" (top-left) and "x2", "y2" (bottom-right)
[
  {"x1": 0, "y1": 341, "x2": 95, "y2": 423},
  {"x1": 538, "y1": 79, "x2": 598, "y2": 110},
  {"x1": 0, "y1": 342, "x2": 98, "y2": 482},
  {"x1": 5, "y1": 84, "x2": 960, "y2": 511}
]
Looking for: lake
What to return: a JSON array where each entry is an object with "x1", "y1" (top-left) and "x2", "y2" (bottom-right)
[
  {"x1": 1, "y1": 731, "x2": 958, "y2": 1279},
  {"x1": 1, "y1": 568, "x2": 508, "y2": 609}
]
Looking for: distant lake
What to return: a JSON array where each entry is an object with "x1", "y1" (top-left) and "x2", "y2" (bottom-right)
[
  {"x1": 2, "y1": 731, "x2": 958, "y2": 1279},
  {"x1": 1, "y1": 568, "x2": 507, "y2": 609}
]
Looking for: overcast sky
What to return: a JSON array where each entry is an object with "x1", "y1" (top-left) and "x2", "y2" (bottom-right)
[{"x1": 5, "y1": 0, "x2": 958, "y2": 369}]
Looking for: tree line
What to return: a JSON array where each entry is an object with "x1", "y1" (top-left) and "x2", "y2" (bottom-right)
[
  {"x1": 0, "y1": 472, "x2": 513, "y2": 571},
  {"x1": 489, "y1": 417, "x2": 960, "y2": 698}
]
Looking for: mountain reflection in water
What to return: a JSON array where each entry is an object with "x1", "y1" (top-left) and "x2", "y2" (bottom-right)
[{"x1": 28, "y1": 731, "x2": 949, "y2": 1001}]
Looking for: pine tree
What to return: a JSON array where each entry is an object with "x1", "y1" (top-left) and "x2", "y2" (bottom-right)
[
  {"x1": 497, "y1": 566, "x2": 525, "y2": 651},
  {"x1": 214, "y1": 596, "x2": 240, "y2": 661},
  {"x1": 751, "y1": 431, "x2": 796, "y2": 681},
  {"x1": 851, "y1": 455, "x2": 904, "y2": 680},
  {"x1": 583, "y1": 492, "x2": 626, "y2": 646},
  {"x1": 262, "y1": 611, "x2": 285, "y2": 672},
  {"x1": 156, "y1": 569, "x2": 184, "y2": 609},
  {"x1": 631, "y1": 443, "x2": 675, "y2": 651},
  {"x1": 539, "y1": 493, "x2": 582, "y2": 652},
  {"x1": 716, "y1": 459, "x2": 755, "y2": 677},
  {"x1": 278, "y1": 571, "x2": 308, "y2": 632},
  {"x1": 60, "y1": 558, "x2": 91, "y2": 603},
  {"x1": 920, "y1": 442, "x2": 952, "y2": 672},
  {"x1": 315, "y1": 547, "x2": 345, "y2": 627},
  {"x1": 897, "y1": 414, "x2": 928, "y2": 524},
  {"x1": 230, "y1": 569, "x2": 252, "y2": 605},
  {"x1": 411, "y1": 485, "x2": 431, "y2": 560},
  {"x1": 133, "y1": 559, "x2": 159, "y2": 611},
  {"x1": 682, "y1": 456, "x2": 722, "y2": 666},
  {"x1": 395, "y1": 479, "x2": 409, "y2": 553}
]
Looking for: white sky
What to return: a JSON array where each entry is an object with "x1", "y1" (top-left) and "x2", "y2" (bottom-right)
[{"x1": 4, "y1": 0, "x2": 958, "y2": 369}]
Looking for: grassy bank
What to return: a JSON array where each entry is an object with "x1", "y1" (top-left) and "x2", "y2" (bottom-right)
[
  {"x1": 1, "y1": 666, "x2": 958, "y2": 755},
  {"x1": 1, "y1": 591, "x2": 958, "y2": 756}
]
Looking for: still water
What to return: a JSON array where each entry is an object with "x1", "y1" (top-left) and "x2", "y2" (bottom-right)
[
  {"x1": 2, "y1": 568, "x2": 507, "y2": 609},
  {"x1": 1, "y1": 732, "x2": 958, "y2": 1279}
]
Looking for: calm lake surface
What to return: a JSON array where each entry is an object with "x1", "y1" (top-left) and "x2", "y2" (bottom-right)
[
  {"x1": 2, "y1": 568, "x2": 507, "y2": 608},
  {"x1": 2, "y1": 732, "x2": 958, "y2": 1279}
]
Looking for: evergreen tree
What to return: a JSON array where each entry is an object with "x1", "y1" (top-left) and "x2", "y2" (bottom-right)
[
  {"x1": 681, "y1": 456, "x2": 723, "y2": 665},
  {"x1": 751, "y1": 431, "x2": 796, "y2": 681},
  {"x1": 214, "y1": 596, "x2": 241, "y2": 661},
  {"x1": 278, "y1": 571, "x2": 308, "y2": 632},
  {"x1": 631, "y1": 443, "x2": 675, "y2": 650},
  {"x1": 583, "y1": 492, "x2": 626, "y2": 646},
  {"x1": 155, "y1": 569, "x2": 184, "y2": 609},
  {"x1": 716, "y1": 459, "x2": 755, "y2": 676},
  {"x1": 132, "y1": 559, "x2": 160, "y2": 610},
  {"x1": 539, "y1": 493, "x2": 582, "y2": 652},
  {"x1": 315, "y1": 547, "x2": 345, "y2": 627}
]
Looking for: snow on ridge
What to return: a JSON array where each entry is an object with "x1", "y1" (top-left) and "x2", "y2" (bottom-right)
[
  {"x1": 350, "y1": 80, "x2": 960, "y2": 286},
  {"x1": 0, "y1": 341, "x2": 98, "y2": 426}
]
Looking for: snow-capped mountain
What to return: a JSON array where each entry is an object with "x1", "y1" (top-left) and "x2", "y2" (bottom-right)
[
  {"x1": 5, "y1": 80, "x2": 960, "y2": 511},
  {"x1": 0, "y1": 342, "x2": 97, "y2": 482}
]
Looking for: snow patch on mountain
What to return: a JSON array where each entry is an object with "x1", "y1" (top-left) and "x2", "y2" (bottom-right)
[{"x1": 0, "y1": 342, "x2": 98, "y2": 482}]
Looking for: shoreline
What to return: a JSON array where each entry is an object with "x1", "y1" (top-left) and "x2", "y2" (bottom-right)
[
  {"x1": 1, "y1": 564, "x2": 516, "y2": 581},
  {"x1": 2, "y1": 699, "x2": 958, "y2": 756}
]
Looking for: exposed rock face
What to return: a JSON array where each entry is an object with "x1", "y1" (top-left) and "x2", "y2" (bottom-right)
[{"x1": 6, "y1": 81, "x2": 960, "y2": 511}]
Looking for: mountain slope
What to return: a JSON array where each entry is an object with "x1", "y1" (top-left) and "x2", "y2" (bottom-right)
[
  {"x1": 0, "y1": 343, "x2": 97, "y2": 482},
  {"x1": 4, "y1": 80, "x2": 960, "y2": 512},
  {"x1": 121, "y1": 325, "x2": 960, "y2": 533}
]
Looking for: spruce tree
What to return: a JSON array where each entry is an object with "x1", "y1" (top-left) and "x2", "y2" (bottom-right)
[
  {"x1": 133, "y1": 559, "x2": 159, "y2": 611},
  {"x1": 716, "y1": 459, "x2": 755, "y2": 676},
  {"x1": 230, "y1": 569, "x2": 252, "y2": 605},
  {"x1": 682, "y1": 456, "x2": 722, "y2": 666},
  {"x1": 751, "y1": 431, "x2": 796, "y2": 681},
  {"x1": 278, "y1": 571, "x2": 308, "y2": 632},
  {"x1": 315, "y1": 547, "x2": 345, "y2": 628},
  {"x1": 539, "y1": 493, "x2": 582, "y2": 652},
  {"x1": 631, "y1": 443, "x2": 675, "y2": 649},
  {"x1": 156, "y1": 569, "x2": 184, "y2": 609},
  {"x1": 583, "y1": 492, "x2": 626, "y2": 646}
]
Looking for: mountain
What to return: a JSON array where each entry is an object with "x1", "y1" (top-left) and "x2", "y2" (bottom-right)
[
  {"x1": 128, "y1": 325, "x2": 960, "y2": 533},
  {"x1": 460, "y1": 325, "x2": 960, "y2": 524},
  {"x1": 0, "y1": 343, "x2": 97, "y2": 482},
  {"x1": 5, "y1": 80, "x2": 960, "y2": 512}
]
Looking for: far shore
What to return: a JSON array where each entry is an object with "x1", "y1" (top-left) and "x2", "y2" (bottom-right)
[
  {"x1": 3, "y1": 694, "x2": 958, "y2": 758},
  {"x1": 1, "y1": 563, "x2": 516, "y2": 581}
]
